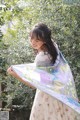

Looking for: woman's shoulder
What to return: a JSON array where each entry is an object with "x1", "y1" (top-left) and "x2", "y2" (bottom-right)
[{"x1": 34, "y1": 51, "x2": 52, "y2": 67}]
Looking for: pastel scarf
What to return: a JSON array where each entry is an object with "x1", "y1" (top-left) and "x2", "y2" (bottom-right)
[{"x1": 12, "y1": 48, "x2": 80, "y2": 114}]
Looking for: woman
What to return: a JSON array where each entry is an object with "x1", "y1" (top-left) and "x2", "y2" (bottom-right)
[{"x1": 7, "y1": 23, "x2": 77, "y2": 120}]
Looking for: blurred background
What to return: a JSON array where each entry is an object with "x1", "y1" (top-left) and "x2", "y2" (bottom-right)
[{"x1": 0, "y1": 0, "x2": 80, "y2": 119}]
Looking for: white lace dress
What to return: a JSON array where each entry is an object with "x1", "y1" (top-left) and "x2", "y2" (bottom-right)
[{"x1": 29, "y1": 51, "x2": 77, "y2": 120}]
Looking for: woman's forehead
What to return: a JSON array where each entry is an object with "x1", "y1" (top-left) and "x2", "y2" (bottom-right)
[{"x1": 30, "y1": 33, "x2": 37, "y2": 39}]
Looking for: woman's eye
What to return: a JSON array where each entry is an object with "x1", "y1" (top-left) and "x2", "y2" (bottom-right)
[
  {"x1": 30, "y1": 38, "x2": 39, "y2": 43},
  {"x1": 35, "y1": 40, "x2": 39, "y2": 42}
]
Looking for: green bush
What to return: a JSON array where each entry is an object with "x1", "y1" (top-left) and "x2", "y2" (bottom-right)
[{"x1": 0, "y1": 0, "x2": 80, "y2": 110}]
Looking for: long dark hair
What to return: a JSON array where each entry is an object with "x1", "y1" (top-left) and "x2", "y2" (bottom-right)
[{"x1": 30, "y1": 23, "x2": 58, "y2": 64}]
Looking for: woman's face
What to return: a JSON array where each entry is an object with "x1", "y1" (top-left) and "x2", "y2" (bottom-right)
[{"x1": 30, "y1": 37, "x2": 44, "y2": 51}]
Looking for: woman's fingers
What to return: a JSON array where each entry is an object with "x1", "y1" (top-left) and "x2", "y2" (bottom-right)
[{"x1": 7, "y1": 67, "x2": 13, "y2": 74}]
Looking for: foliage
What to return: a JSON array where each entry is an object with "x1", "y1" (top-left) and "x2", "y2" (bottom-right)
[{"x1": 0, "y1": 0, "x2": 80, "y2": 110}]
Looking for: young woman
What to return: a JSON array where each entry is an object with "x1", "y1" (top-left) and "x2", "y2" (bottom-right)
[{"x1": 7, "y1": 23, "x2": 77, "y2": 120}]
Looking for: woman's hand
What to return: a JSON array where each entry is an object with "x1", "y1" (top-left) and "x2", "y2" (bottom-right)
[
  {"x1": 7, "y1": 66, "x2": 36, "y2": 89},
  {"x1": 7, "y1": 67, "x2": 17, "y2": 77}
]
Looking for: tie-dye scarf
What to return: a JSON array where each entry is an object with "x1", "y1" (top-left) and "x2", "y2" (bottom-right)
[{"x1": 12, "y1": 48, "x2": 80, "y2": 114}]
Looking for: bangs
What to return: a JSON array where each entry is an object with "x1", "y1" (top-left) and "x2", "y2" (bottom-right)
[{"x1": 30, "y1": 28, "x2": 44, "y2": 40}]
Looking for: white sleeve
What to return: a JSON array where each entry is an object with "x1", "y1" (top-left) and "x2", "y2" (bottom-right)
[{"x1": 34, "y1": 52, "x2": 52, "y2": 67}]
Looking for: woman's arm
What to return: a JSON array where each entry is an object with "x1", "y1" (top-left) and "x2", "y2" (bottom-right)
[{"x1": 7, "y1": 67, "x2": 36, "y2": 89}]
